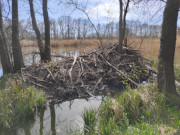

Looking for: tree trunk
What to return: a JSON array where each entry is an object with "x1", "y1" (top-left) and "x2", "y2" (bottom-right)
[
  {"x1": 28, "y1": 0, "x2": 45, "y2": 61},
  {"x1": 118, "y1": 0, "x2": 123, "y2": 52},
  {"x1": 43, "y1": 0, "x2": 51, "y2": 61},
  {"x1": 117, "y1": 0, "x2": 130, "y2": 52},
  {"x1": 0, "y1": 1, "x2": 12, "y2": 74},
  {"x1": 12, "y1": 0, "x2": 24, "y2": 72},
  {"x1": 157, "y1": 0, "x2": 180, "y2": 94},
  {"x1": 50, "y1": 103, "x2": 56, "y2": 135}
]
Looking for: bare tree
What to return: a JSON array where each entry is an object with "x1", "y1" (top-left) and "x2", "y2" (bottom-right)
[
  {"x1": 43, "y1": 0, "x2": 51, "y2": 61},
  {"x1": 58, "y1": 17, "x2": 65, "y2": 39},
  {"x1": 157, "y1": 0, "x2": 180, "y2": 95},
  {"x1": 66, "y1": 0, "x2": 103, "y2": 49},
  {"x1": 77, "y1": 18, "x2": 81, "y2": 39},
  {"x1": 12, "y1": 0, "x2": 24, "y2": 72},
  {"x1": 28, "y1": 0, "x2": 46, "y2": 61},
  {"x1": 117, "y1": 0, "x2": 130, "y2": 51},
  {"x1": 50, "y1": 19, "x2": 58, "y2": 39},
  {"x1": 0, "y1": 0, "x2": 12, "y2": 74},
  {"x1": 66, "y1": 16, "x2": 71, "y2": 39},
  {"x1": 82, "y1": 19, "x2": 88, "y2": 40}
]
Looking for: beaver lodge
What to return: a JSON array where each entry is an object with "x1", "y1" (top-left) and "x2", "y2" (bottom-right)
[{"x1": 21, "y1": 43, "x2": 156, "y2": 102}]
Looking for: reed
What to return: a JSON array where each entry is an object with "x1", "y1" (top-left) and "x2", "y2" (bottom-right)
[
  {"x1": 81, "y1": 83, "x2": 180, "y2": 135},
  {"x1": 0, "y1": 75, "x2": 46, "y2": 128}
]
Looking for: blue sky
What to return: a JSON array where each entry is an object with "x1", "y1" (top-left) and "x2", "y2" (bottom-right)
[{"x1": 2, "y1": 0, "x2": 165, "y2": 25}]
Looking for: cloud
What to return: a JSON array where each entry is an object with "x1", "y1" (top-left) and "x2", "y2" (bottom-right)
[
  {"x1": 88, "y1": 0, "x2": 119, "y2": 22},
  {"x1": 87, "y1": 0, "x2": 165, "y2": 24},
  {"x1": 17, "y1": 0, "x2": 165, "y2": 25}
]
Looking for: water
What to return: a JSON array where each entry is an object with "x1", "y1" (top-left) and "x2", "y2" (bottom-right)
[
  {"x1": 0, "y1": 46, "x2": 82, "y2": 77},
  {"x1": 0, "y1": 45, "x2": 180, "y2": 77},
  {"x1": 0, "y1": 44, "x2": 180, "y2": 134},
  {"x1": 0, "y1": 46, "x2": 95, "y2": 134},
  {"x1": 23, "y1": 46, "x2": 81, "y2": 66},
  {"x1": 0, "y1": 96, "x2": 104, "y2": 135}
]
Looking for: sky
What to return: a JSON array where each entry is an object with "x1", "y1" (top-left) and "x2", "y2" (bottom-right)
[{"x1": 2, "y1": 0, "x2": 166, "y2": 25}]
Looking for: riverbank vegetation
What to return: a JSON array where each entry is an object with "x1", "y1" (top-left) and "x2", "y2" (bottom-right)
[
  {"x1": 80, "y1": 83, "x2": 180, "y2": 135},
  {"x1": 0, "y1": 75, "x2": 46, "y2": 128}
]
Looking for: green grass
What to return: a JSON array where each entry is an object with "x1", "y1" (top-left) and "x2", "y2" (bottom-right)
[
  {"x1": 0, "y1": 75, "x2": 46, "y2": 128},
  {"x1": 82, "y1": 108, "x2": 97, "y2": 134},
  {"x1": 80, "y1": 83, "x2": 180, "y2": 135}
]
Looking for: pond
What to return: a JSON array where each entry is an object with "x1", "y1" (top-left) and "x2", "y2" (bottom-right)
[
  {"x1": 0, "y1": 45, "x2": 84, "y2": 77},
  {"x1": 0, "y1": 44, "x2": 180, "y2": 135},
  {"x1": 0, "y1": 45, "x2": 106, "y2": 135},
  {"x1": 0, "y1": 96, "x2": 106, "y2": 135}
]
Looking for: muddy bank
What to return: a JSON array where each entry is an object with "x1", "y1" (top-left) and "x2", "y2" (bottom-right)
[{"x1": 21, "y1": 43, "x2": 156, "y2": 101}]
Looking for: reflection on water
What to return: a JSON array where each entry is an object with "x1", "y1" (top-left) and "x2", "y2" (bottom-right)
[
  {"x1": 0, "y1": 45, "x2": 103, "y2": 135},
  {"x1": 50, "y1": 103, "x2": 56, "y2": 135},
  {"x1": 0, "y1": 45, "x2": 180, "y2": 134},
  {"x1": 0, "y1": 96, "x2": 103, "y2": 135},
  {"x1": 51, "y1": 46, "x2": 80, "y2": 63},
  {"x1": 0, "y1": 46, "x2": 82, "y2": 77},
  {"x1": 23, "y1": 46, "x2": 80, "y2": 66}
]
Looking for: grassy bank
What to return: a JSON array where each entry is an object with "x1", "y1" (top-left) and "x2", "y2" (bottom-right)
[
  {"x1": 0, "y1": 75, "x2": 46, "y2": 128},
  {"x1": 79, "y1": 83, "x2": 180, "y2": 135}
]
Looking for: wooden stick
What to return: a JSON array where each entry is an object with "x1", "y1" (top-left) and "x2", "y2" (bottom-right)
[
  {"x1": 99, "y1": 54, "x2": 138, "y2": 86},
  {"x1": 69, "y1": 54, "x2": 77, "y2": 84},
  {"x1": 93, "y1": 77, "x2": 103, "y2": 93},
  {"x1": 23, "y1": 73, "x2": 53, "y2": 84},
  {"x1": 29, "y1": 80, "x2": 49, "y2": 90},
  {"x1": 46, "y1": 67, "x2": 56, "y2": 81}
]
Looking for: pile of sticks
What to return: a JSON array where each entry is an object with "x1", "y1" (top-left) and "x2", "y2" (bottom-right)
[{"x1": 21, "y1": 43, "x2": 156, "y2": 100}]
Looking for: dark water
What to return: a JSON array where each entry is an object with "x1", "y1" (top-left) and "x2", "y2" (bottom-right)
[{"x1": 0, "y1": 96, "x2": 104, "y2": 135}]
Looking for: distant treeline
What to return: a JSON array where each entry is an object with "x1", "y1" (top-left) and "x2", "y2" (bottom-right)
[{"x1": 3, "y1": 16, "x2": 164, "y2": 40}]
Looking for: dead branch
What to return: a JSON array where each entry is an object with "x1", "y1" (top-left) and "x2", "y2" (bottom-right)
[{"x1": 22, "y1": 43, "x2": 155, "y2": 101}]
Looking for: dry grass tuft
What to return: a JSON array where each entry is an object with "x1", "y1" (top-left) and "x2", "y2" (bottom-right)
[{"x1": 128, "y1": 37, "x2": 180, "y2": 64}]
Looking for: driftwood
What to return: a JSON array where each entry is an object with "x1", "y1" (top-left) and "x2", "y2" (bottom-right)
[{"x1": 21, "y1": 43, "x2": 156, "y2": 101}]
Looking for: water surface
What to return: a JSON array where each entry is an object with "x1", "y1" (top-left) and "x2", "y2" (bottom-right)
[
  {"x1": 0, "y1": 44, "x2": 180, "y2": 135},
  {"x1": 0, "y1": 96, "x2": 105, "y2": 135}
]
